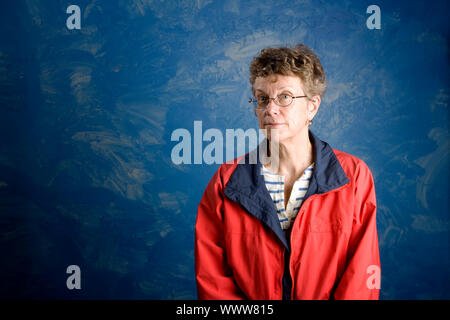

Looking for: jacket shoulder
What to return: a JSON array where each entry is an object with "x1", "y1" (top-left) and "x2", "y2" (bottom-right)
[
  {"x1": 332, "y1": 149, "x2": 377, "y2": 214},
  {"x1": 213, "y1": 155, "x2": 246, "y2": 187},
  {"x1": 332, "y1": 148, "x2": 373, "y2": 179}
]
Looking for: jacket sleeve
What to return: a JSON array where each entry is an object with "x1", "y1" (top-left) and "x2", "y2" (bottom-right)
[
  {"x1": 195, "y1": 166, "x2": 245, "y2": 300},
  {"x1": 333, "y1": 161, "x2": 381, "y2": 300}
]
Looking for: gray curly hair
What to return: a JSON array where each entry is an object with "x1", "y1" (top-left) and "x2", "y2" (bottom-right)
[{"x1": 249, "y1": 43, "x2": 327, "y2": 98}]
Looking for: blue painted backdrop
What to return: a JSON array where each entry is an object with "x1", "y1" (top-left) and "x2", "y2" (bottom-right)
[{"x1": 0, "y1": 0, "x2": 448, "y2": 299}]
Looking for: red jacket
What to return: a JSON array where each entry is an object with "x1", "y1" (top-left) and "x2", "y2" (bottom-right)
[{"x1": 195, "y1": 131, "x2": 381, "y2": 300}]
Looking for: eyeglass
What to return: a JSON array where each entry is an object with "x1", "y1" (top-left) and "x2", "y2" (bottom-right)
[{"x1": 248, "y1": 94, "x2": 308, "y2": 109}]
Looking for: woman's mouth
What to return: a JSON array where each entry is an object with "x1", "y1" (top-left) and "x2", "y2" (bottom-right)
[{"x1": 265, "y1": 123, "x2": 285, "y2": 127}]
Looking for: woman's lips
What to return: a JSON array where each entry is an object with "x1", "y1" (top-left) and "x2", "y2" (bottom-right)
[{"x1": 265, "y1": 123, "x2": 286, "y2": 127}]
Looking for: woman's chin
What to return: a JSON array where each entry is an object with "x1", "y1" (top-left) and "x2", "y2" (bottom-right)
[{"x1": 266, "y1": 131, "x2": 289, "y2": 142}]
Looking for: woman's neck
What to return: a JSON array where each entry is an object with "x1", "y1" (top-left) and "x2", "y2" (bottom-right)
[{"x1": 265, "y1": 130, "x2": 315, "y2": 178}]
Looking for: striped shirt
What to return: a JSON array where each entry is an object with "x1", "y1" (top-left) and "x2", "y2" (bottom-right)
[{"x1": 263, "y1": 163, "x2": 314, "y2": 231}]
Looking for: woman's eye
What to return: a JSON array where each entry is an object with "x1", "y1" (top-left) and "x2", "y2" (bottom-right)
[
  {"x1": 280, "y1": 94, "x2": 290, "y2": 100},
  {"x1": 258, "y1": 96, "x2": 268, "y2": 102}
]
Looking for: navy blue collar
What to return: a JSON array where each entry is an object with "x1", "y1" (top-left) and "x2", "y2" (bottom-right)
[{"x1": 223, "y1": 130, "x2": 349, "y2": 249}]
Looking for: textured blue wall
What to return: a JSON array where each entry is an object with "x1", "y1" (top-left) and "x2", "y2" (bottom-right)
[{"x1": 0, "y1": 0, "x2": 448, "y2": 299}]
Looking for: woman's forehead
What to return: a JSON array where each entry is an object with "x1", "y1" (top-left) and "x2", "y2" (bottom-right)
[{"x1": 253, "y1": 74, "x2": 304, "y2": 92}]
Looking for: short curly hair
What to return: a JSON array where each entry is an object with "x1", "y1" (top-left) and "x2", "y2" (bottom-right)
[{"x1": 249, "y1": 43, "x2": 326, "y2": 98}]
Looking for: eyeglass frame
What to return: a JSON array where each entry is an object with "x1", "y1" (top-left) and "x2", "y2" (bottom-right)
[{"x1": 248, "y1": 94, "x2": 309, "y2": 109}]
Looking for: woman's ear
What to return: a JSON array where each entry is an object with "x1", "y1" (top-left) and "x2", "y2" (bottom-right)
[{"x1": 308, "y1": 95, "x2": 321, "y2": 120}]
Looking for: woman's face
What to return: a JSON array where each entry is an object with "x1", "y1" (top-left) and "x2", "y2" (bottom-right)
[{"x1": 253, "y1": 74, "x2": 319, "y2": 142}]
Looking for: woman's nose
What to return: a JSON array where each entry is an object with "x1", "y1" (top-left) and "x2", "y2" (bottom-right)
[{"x1": 265, "y1": 99, "x2": 280, "y2": 114}]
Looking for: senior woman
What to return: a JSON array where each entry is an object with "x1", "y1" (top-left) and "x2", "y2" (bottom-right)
[{"x1": 195, "y1": 43, "x2": 380, "y2": 300}]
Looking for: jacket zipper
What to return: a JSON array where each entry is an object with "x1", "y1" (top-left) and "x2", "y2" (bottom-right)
[{"x1": 280, "y1": 248, "x2": 285, "y2": 299}]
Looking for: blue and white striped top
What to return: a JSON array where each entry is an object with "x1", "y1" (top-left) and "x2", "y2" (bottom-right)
[{"x1": 262, "y1": 163, "x2": 314, "y2": 231}]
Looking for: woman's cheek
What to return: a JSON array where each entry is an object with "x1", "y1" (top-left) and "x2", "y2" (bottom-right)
[{"x1": 289, "y1": 118, "x2": 298, "y2": 129}]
